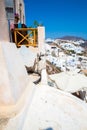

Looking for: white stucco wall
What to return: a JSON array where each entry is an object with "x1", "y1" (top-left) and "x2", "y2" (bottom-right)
[
  {"x1": 15, "y1": 0, "x2": 25, "y2": 23},
  {"x1": 0, "y1": 0, "x2": 9, "y2": 41},
  {"x1": 38, "y1": 26, "x2": 45, "y2": 54}
]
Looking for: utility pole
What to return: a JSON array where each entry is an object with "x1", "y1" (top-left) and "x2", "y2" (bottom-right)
[
  {"x1": 19, "y1": 3, "x2": 22, "y2": 23},
  {"x1": 23, "y1": 15, "x2": 24, "y2": 24},
  {"x1": 13, "y1": 0, "x2": 16, "y2": 14}
]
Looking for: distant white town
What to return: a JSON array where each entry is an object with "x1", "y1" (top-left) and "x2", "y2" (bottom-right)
[{"x1": 45, "y1": 38, "x2": 87, "y2": 73}]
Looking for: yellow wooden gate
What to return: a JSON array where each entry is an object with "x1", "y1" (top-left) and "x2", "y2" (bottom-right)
[{"x1": 14, "y1": 28, "x2": 37, "y2": 47}]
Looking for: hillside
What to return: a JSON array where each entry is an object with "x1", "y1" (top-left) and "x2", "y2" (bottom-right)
[{"x1": 59, "y1": 36, "x2": 86, "y2": 41}]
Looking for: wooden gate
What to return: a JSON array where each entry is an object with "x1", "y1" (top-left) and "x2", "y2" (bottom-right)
[{"x1": 14, "y1": 28, "x2": 37, "y2": 47}]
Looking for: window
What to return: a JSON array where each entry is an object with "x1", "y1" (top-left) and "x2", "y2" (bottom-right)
[
  {"x1": 5, "y1": 0, "x2": 14, "y2": 7},
  {"x1": 6, "y1": 7, "x2": 14, "y2": 20}
]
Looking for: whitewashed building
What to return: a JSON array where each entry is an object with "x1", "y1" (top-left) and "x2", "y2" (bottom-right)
[{"x1": 5, "y1": 0, "x2": 25, "y2": 23}]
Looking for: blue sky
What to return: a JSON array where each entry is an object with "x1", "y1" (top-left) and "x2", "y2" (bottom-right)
[{"x1": 24, "y1": 0, "x2": 87, "y2": 39}]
